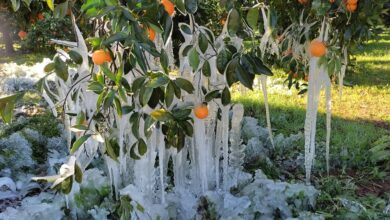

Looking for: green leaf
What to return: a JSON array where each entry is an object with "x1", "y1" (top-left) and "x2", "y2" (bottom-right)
[
  {"x1": 61, "y1": 177, "x2": 73, "y2": 194},
  {"x1": 71, "y1": 135, "x2": 92, "y2": 154},
  {"x1": 140, "y1": 87, "x2": 153, "y2": 106},
  {"x1": 216, "y1": 49, "x2": 232, "y2": 74},
  {"x1": 151, "y1": 109, "x2": 172, "y2": 121},
  {"x1": 198, "y1": 32, "x2": 208, "y2": 54},
  {"x1": 227, "y1": 9, "x2": 241, "y2": 36},
  {"x1": 74, "y1": 163, "x2": 83, "y2": 183},
  {"x1": 132, "y1": 77, "x2": 146, "y2": 93},
  {"x1": 188, "y1": 48, "x2": 200, "y2": 71},
  {"x1": 103, "y1": 90, "x2": 115, "y2": 110},
  {"x1": 54, "y1": 0, "x2": 68, "y2": 18},
  {"x1": 147, "y1": 75, "x2": 170, "y2": 88},
  {"x1": 138, "y1": 139, "x2": 147, "y2": 156},
  {"x1": 87, "y1": 81, "x2": 104, "y2": 94},
  {"x1": 221, "y1": 87, "x2": 231, "y2": 106},
  {"x1": 69, "y1": 50, "x2": 83, "y2": 65},
  {"x1": 246, "y1": 8, "x2": 259, "y2": 30},
  {"x1": 47, "y1": 0, "x2": 54, "y2": 11},
  {"x1": 54, "y1": 57, "x2": 68, "y2": 81},
  {"x1": 175, "y1": 78, "x2": 194, "y2": 94},
  {"x1": 130, "y1": 113, "x2": 140, "y2": 138},
  {"x1": 105, "y1": 138, "x2": 119, "y2": 161},
  {"x1": 104, "y1": 32, "x2": 128, "y2": 45},
  {"x1": 236, "y1": 64, "x2": 254, "y2": 90},
  {"x1": 144, "y1": 116, "x2": 155, "y2": 139},
  {"x1": 44, "y1": 63, "x2": 55, "y2": 73},
  {"x1": 130, "y1": 143, "x2": 140, "y2": 160},
  {"x1": 226, "y1": 57, "x2": 239, "y2": 87},
  {"x1": 202, "y1": 60, "x2": 211, "y2": 77},
  {"x1": 182, "y1": 45, "x2": 193, "y2": 57},
  {"x1": 174, "y1": 0, "x2": 186, "y2": 14},
  {"x1": 204, "y1": 90, "x2": 220, "y2": 102},
  {"x1": 179, "y1": 121, "x2": 193, "y2": 137},
  {"x1": 185, "y1": 0, "x2": 198, "y2": 14},
  {"x1": 11, "y1": 0, "x2": 20, "y2": 11},
  {"x1": 165, "y1": 82, "x2": 174, "y2": 107},
  {"x1": 160, "y1": 49, "x2": 169, "y2": 74},
  {"x1": 172, "y1": 108, "x2": 191, "y2": 120},
  {"x1": 180, "y1": 24, "x2": 192, "y2": 35}
]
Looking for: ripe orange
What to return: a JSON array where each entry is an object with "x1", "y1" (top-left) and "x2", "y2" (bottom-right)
[
  {"x1": 148, "y1": 28, "x2": 156, "y2": 41},
  {"x1": 18, "y1": 31, "x2": 27, "y2": 40},
  {"x1": 346, "y1": 3, "x2": 357, "y2": 12},
  {"x1": 92, "y1": 50, "x2": 112, "y2": 65},
  {"x1": 37, "y1": 13, "x2": 44, "y2": 21},
  {"x1": 347, "y1": 0, "x2": 358, "y2": 4},
  {"x1": 309, "y1": 40, "x2": 327, "y2": 57},
  {"x1": 161, "y1": 0, "x2": 175, "y2": 16},
  {"x1": 298, "y1": 0, "x2": 309, "y2": 4},
  {"x1": 194, "y1": 104, "x2": 209, "y2": 119}
]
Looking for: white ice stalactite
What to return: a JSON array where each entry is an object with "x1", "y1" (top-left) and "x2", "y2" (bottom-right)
[
  {"x1": 259, "y1": 6, "x2": 279, "y2": 58},
  {"x1": 228, "y1": 104, "x2": 245, "y2": 187},
  {"x1": 221, "y1": 105, "x2": 230, "y2": 190},
  {"x1": 259, "y1": 75, "x2": 274, "y2": 148},
  {"x1": 304, "y1": 19, "x2": 333, "y2": 183},
  {"x1": 339, "y1": 46, "x2": 348, "y2": 96},
  {"x1": 157, "y1": 128, "x2": 166, "y2": 203}
]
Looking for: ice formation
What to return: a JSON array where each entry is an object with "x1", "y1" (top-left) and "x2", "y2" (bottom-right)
[
  {"x1": 34, "y1": 10, "x2": 273, "y2": 218},
  {"x1": 304, "y1": 20, "x2": 332, "y2": 183}
]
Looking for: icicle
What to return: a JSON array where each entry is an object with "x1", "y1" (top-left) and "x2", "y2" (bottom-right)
[
  {"x1": 194, "y1": 117, "x2": 208, "y2": 192},
  {"x1": 157, "y1": 129, "x2": 165, "y2": 203},
  {"x1": 42, "y1": 91, "x2": 58, "y2": 117},
  {"x1": 339, "y1": 46, "x2": 348, "y2": 96},
  {"x1": 259, "y1": 75, "x2": 274, "y2": 148},
  {"x1": 220, "y1": 105, "x2": 230, "y2": 190},
  {"x1": 323, "y1": 73, "x2": 332, "y2": 175}
]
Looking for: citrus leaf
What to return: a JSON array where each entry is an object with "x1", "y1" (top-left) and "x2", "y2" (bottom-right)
[{"x1": 71, "y1": 134, "x2": 92, "y2": 154}]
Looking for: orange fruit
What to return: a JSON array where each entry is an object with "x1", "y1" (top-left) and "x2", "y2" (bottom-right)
[
  {"x1": 161, "y1": 0, "x2": 175, "y2": 16},
  {"x1": 148, "y1": 28, "x2": 156, "y2": 41},
  {"x1": 346, "y1": 3, "x2": 357, "y2": 12},
  {"x1": 37, "y1": 13, "x2": 44, "y2": 21},
  {"x1": 298, "y1": 0, "x2": 309, "y2": 4},
  {"x1": 309, "y1": 40, "x2": 327, "y2": 57},
  {"x1": 347, "y1": 0, "x2": 358, "y2": 4},
  {"x1": 18, "y1": 31, "x2": 27, "y2": 40},
  {"x1": 92, "y1": 50, "x2": 112, "y2": 65},
  {"x1": 194, "y1": 104, "x2": 209, "y2": 119}
]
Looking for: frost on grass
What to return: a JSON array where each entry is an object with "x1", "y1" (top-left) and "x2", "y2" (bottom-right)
[{"x1": 0, "y1": 59, "x2": 52, "y2": 94}]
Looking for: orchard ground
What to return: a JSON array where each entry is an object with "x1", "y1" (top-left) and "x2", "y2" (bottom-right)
[{"x1": 0, "y1": 30, "x2": 389, "y2": 218}]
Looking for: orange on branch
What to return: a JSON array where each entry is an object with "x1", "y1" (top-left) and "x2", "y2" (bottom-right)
[
  {"x1": 194, "y1": 104, "x2": 209, "y2": 119},
  {"x1": 309, "y1": 40, "x2": 327, "y2": 57},
  {"x1": 18, "y1": 31, "x2": 27, "y2": 40},
  {"x1": 298, "y1": 0, "x2": 309, "y2": 5},
  {"x1": 161, "y1": 0, "x2": 175, "y2": 16},
  {"x1": 148, "y1": 28, "x2": 156, "y2": 41},
  {"x1": 92, "y1": 50, "x2": 112, "y2": 65},
  {"x1": 37, "y1": 13, "x2": 44, "y2": 21},
  {"x1": 347, "y1": 0, "x2": 358, "y2": 4},
  {"x1": 346, "y1": 3, "x2": 357, "y2": 12}
]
